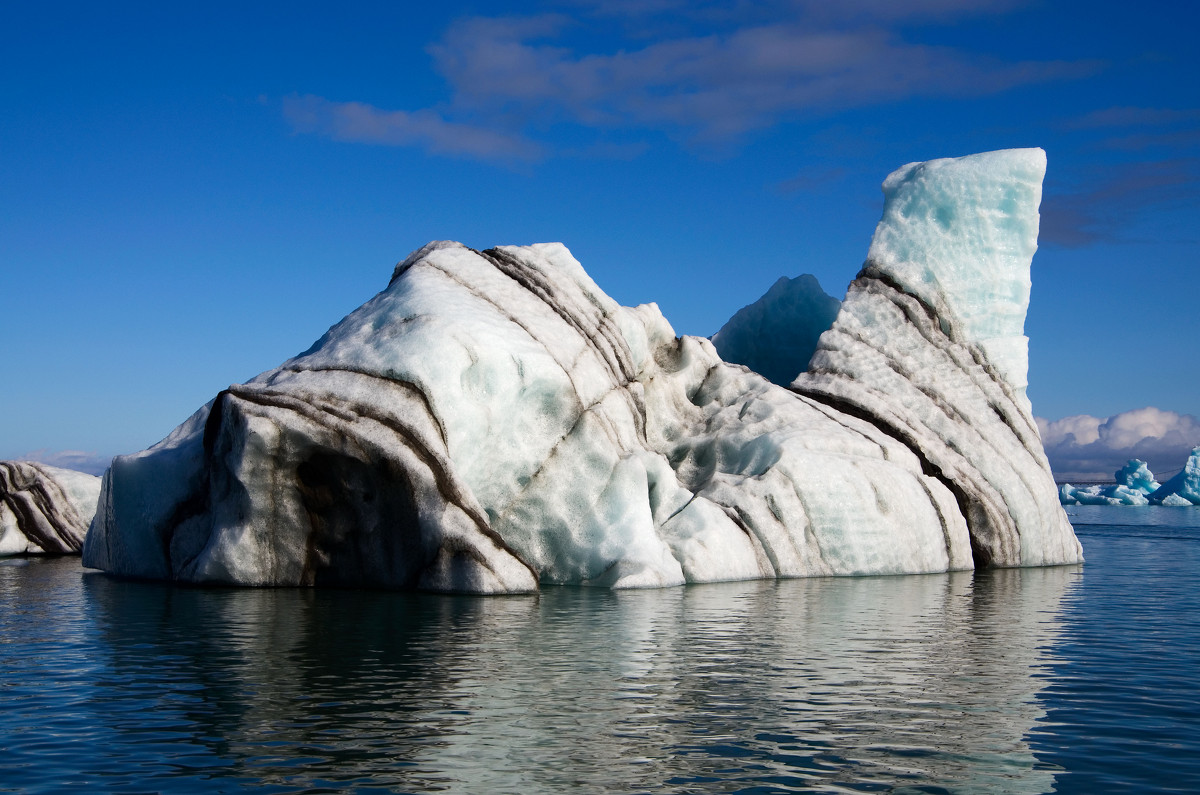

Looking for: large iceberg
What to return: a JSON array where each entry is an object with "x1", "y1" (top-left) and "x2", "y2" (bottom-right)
[
  {"x1": 84, "y1": 148, "x2": 1082, "y2": 592},
  {"x1": 711, "y1": 274, "x2": 840, "y2": 386},
  {"x1": 1, "y1": 462, "x2": 101, "y2": 556},
  {"x1": 792, "y1": 149, "x2": 1076, "y2": 567}
]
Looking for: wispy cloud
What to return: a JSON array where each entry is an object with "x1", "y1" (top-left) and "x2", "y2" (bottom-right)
[
  {"x1": 1100, "y1": 127, "x2": 1200, "y2": 151},
  {"x1": 775, "y1": 165, "x2": 846, "y2": 194},
  {"x1": 430, "y1": 14, "x2": 1095, "y2": 142},
  {"x1": 282, "y1": 94, "x2": 541, "y2": 161},
  {"x1": 1065, "y1": 106, "x2": 1200, "y2": 129},
  {"x1": 562, "y1": 0, "x2": 1031, "y2": 26},
  {"x1": 285, "y1": 3, "x2": 1096, "y2": 160},
  {"x1": 1038, "y1": 407, "x2": 1200, "y2": 481},
  {"x1": 1040, "y1": 158, "x2": 1200, "y2": 246}
]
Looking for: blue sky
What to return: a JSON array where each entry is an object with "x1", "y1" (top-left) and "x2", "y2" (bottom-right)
[{"x1": 2, "y1": 0, "x2": 1197, "y2": 471}]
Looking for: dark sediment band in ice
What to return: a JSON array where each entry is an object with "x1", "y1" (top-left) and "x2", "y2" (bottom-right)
[{"x1": 1, "y1": 461, "x2": 101, "y2": 555}]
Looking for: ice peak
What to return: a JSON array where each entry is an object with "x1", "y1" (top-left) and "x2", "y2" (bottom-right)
[{"x1": 866, "y1": 148, "x2": 1045, "y2": 392}]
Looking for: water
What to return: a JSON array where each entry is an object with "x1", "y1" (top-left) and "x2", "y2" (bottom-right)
[{"x1": 1, "y1": 507, "x2": 1197, "y2": 794}]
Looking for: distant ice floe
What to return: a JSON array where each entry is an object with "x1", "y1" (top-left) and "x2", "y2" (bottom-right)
[{"x1": 83, "y1": 148, "x2": 1082, "y2": 592}]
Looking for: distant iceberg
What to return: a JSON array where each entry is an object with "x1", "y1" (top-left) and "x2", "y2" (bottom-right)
[
  {"x1": 1058, "y1": 459, "x2": 1159, "y2": 506},
  {"x1": 1149, "y1": 448, "x2": 1200, "y2": 506},
  {"x1": 1116, "y1": 458, "x2": 1162, "y2": 494},
  {"x1": 711, "y1": 274, "x2": 840, "y2": 386},
  {"x1": 1058, "y1": 452, "x2": 1200, "y2": 506},
  {"x1": 1, "y1": 462, "x2": 100, "y2": 556},
  {"x1": 83, "y1": 148, "x2": 1082, "y2": 592}
]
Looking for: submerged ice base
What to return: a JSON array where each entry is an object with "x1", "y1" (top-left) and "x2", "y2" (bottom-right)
[{"x1": 84, "y1": 149, "x2": 1082, "y2": 592}]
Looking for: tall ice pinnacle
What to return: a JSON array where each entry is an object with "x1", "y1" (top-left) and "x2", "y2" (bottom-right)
[
  {"x1": 794, "y1": 148, "x2": 1077, "y2": 568},
  {"x1": 865, "y1": 148, "x2": 1044, "y2": 396}
]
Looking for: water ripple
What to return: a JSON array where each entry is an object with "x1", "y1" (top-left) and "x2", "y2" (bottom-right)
[{"x1": 0, "y1": 509, "x2": 1196, "y2": 793}]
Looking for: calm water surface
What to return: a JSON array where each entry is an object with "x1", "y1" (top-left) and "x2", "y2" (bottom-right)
[{"x1": 1, "y1": 507, "x2": 1197, "y2": 793}]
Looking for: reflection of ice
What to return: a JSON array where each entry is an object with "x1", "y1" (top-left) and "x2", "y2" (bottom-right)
[
  {"x1": 78, "y1": 565, "x2": 1078, "y2": 793},
  {"x1": 407, "y1": 568, "x2": 1079, "y2": 793}
]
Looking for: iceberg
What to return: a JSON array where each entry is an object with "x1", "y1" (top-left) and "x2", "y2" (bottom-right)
[
  {"x1": 1058, "y1": 458, "x2": 1160, "y2": 506},
  {"x1": 1115, "y1": 458, "x2": 1161, "y2": 494},
  {"x1": 1059, "y1": 482, "x2": 1150, "y2": 506},
  {"x1": 1148, "y1": 448, "x2": 1200, "y2": 506},
  {"x1": 711, "y1": 274, "x2": 840, "y2": 386},
  {"x1": 1057, "y1": 455, "x2": 1200, "y2": 506},
  {"x1": 83, "y1": 148, "x2": 1082, "y2": 592},
  {"x1": 1, "y1": 462, "x2": 101, "y2": 556}
]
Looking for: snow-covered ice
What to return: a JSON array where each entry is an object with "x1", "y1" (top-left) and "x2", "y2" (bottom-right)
[{"x1": 83, "y1": 148, "x2": 1082, "y2": 591}]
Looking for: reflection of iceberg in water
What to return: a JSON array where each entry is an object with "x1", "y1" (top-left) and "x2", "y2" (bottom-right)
[
  {"x1": 81, "y1": 566, "x2": 1077, "y2": 792},
  {"x1": 81, "y1": 573, "x2": 543, "y2": 787},
  {"x1": 420, "y1": 568, "x2": 1077, "y2": 793}
]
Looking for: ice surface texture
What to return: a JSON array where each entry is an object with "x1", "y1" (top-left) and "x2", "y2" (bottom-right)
[
  {"x1": 1, "y1": 462, "x2": 101, "y2": 556},
  {"x1": 84, "y1": 148, "x2": 1082, "y2": 591},
  {"x1": 792, "y1": 148, "x2": 1078, "y2": 568},
  {"x1": 711, "y1": 274, "x2": 840, "y2": 386}
]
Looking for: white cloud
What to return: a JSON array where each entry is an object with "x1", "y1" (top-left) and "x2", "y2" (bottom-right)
[{"x1": 1038, "y1": 407, "x2": 1200, "y2": 481}]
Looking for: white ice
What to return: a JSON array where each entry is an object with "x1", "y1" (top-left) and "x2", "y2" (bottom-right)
[
  {"x1": 0, "y1": 462, "x2": 101, "y2": 556},
  {"x1": 83, "y1": 149, "x2": 1081, "y2": 591},
  {"x1": 865, "y1": 149, "x2": 1045, "y2": 397}
]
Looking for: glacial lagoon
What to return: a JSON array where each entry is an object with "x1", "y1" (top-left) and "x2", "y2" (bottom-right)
[{"x1": 2, "y1": 507, "x2": 1197, "y2": 794}]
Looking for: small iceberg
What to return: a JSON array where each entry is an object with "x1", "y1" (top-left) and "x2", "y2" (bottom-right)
[
  {"x1": 1149, "y1": 448, "x2": 1200, "y2": 506},
  {"x1": 1, "y1": 462, "x2": 101, "y2": 556}
]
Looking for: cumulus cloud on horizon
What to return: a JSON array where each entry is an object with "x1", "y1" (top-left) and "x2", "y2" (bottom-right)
[{"x1": 1037, "y1": 407, "x2": 1200, "y2": 482}]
